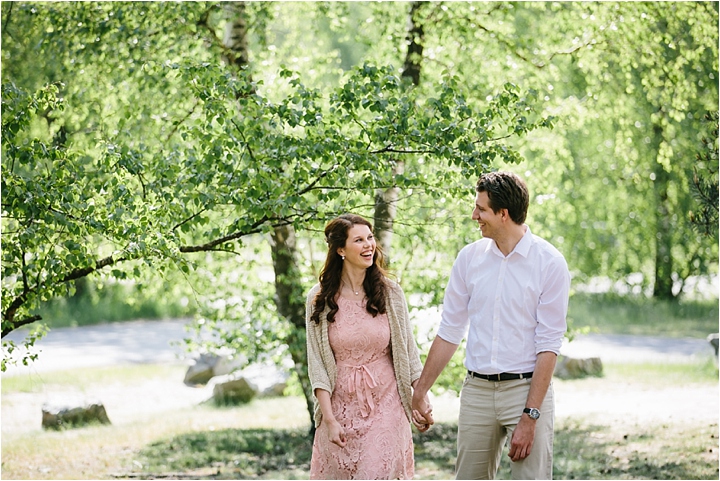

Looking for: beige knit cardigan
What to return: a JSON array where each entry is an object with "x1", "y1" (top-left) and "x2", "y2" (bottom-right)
[{"x1": 305, "y1": 280, "x2": 424, "y2": 428}]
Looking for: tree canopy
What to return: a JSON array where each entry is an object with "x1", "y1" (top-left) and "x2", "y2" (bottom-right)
[
  {"x1": 2, "y1": 3, "x2": 717, "y2": 408},
  {"x1": 2, "y1": 2, "x2": 551, "y2": 374}
]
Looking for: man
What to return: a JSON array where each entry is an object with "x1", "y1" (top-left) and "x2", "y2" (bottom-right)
[{"x1": 412, "y1": 171, "x2": 570, "y2": 480}]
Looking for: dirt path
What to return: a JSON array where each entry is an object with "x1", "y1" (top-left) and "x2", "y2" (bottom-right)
[{"x1": 3, "y1": 319, "x2": 716, "y2": 375}]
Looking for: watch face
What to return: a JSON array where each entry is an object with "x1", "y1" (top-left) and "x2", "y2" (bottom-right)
[{"x1": 526, "y1": 408, "x2": 540, "y2": 420}]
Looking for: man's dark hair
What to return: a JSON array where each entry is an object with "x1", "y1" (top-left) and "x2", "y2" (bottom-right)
[{"x1": 476, "y1": 172, "x2": 530, "y2": 225}]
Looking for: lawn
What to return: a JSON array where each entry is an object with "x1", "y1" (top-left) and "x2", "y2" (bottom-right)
[
  {"x1": 1, "y1": 360, "x2": 717, "y2": 480},
  {"x1": 2, "y1": 293, "x2": 718, "y2": 479},
  {"x1": 568, "y1": 292, "x2": 718, "y2": 338}
]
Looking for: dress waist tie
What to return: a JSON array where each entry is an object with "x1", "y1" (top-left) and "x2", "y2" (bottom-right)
[{"x1": 343, "y1": 364, "x2": 378, "y2": 418}]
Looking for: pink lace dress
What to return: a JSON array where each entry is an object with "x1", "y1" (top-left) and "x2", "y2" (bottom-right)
[{"x1": 310, "y1": 296, "x2": 414, "y2": 480}]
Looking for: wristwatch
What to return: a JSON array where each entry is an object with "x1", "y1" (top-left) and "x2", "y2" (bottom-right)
[{"x1": 523, "y1": 407, "x2": 541, "y2": 420}]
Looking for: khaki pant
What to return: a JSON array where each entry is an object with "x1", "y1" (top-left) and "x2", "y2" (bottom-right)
[{"x1": 455, "y1": 375, "x2": 555, "y2": 480}]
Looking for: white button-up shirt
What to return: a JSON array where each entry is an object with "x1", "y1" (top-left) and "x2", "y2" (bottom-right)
[{"x1": 437, "y1": 226, "x2": 570, "y2": 374}]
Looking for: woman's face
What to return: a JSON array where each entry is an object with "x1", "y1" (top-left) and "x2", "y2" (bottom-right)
[{"x1": 337, "y1": 224, "x2": 376, "y2": 270}]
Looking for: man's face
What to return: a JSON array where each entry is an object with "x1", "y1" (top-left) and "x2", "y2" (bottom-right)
[{"x1": 471, "y1": 191, "x2": 503, "y2": 239}]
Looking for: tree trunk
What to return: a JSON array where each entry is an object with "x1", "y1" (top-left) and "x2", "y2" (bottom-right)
[
  {"x1": 270, "y1": 225, "x2": 316, "y2": 432},
  {"x1": 222, "y1": 2, "x2": 250, "y2": 69},
  {"x1": 373, "y1": 162, "x2": 403, "y2": 261},
  {"x1": 221, "y1": 5, "x2": 315, "y2": 428},
  {"x1": 651, "y1": 124, "x2": 675, "y2": 300},
  {"x1": 373, "y1": 1, "x2": 426, "y2": 258},
  {"x1": 402, "y1": 2, "x2": 426, "y2": 86}
]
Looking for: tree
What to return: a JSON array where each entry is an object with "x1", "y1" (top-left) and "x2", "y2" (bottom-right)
[
  {"x1": 689, "y1": 111, "x2": 719, "y2": 238},
  {"x1": 11, "y1": 2, "x2": 713, "y2": 418},
  {"x1": 2, "y1": 5, "x2": 552, "y2": 428},
  {"x1": 417, "y1": 2, "x2": 718, "y2": 299},
  {"x1": 372, "y1": 1, "x2": 427, "y2": 261},
  {"x1": 560, "y1": 2, "x2": 719, "y2": 299},
  {"x1": 214, "y1": 1, "x2": 317, "y2": 426}
]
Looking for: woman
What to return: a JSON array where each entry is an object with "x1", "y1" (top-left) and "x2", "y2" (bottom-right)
[{"x1": 306, "y1": 214, "x2": 429, "y2": 480}]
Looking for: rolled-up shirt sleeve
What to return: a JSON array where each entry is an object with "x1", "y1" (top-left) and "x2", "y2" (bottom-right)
[
  {"x1": 437, "y1": 247, "x2": 471, "y2": 345},
  {"x1": 534, "y1": 254, "x2": 570, "y2": 355}
]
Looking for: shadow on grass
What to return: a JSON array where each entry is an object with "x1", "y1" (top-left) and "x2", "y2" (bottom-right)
[
  {"x1": 130, "y1": 428, "x2": 314, "y2": 479},
  {"x1": 552, "y1": 419, "x2": 719, "y2": 480},
  {"x1": 125, "y1": 420, "x2": 717, "y2": 480}
]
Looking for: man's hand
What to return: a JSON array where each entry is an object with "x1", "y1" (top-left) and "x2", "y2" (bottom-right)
[
  {"x1": 508, "y1": 415, "x2": 536, "y2": 461},
  {"x1": 411, "y1": 390, "x2": 434, "y2": 431},
  {"x1": 410, "y1": 336, "x2": 460, "y2": 433}
]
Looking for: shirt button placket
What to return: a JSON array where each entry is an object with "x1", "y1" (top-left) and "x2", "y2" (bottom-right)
[{"x1": 491, "y1": 257, "x2": 507, "y2": 369}]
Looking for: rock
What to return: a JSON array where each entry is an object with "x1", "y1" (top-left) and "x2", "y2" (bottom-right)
[
  {"x1": 240, "y1": 362, "x2": 290, "y2": 398},
  {"x1": 211, "y1": 374, "x2": 257, "y2": 405},
  {"x1": 554, "y1": 355, "x2": 603, "y2": 379},
  {"x1": 213, "y1": 354, "x2": 247, "y2": 377},
  {"x1": 183, "y1": 353, "x2": 218, "y2": 386},
  {"x1": 260, "y1": 381, "x2": 288, "y2": 398},
  {"x1": 707, "y1": 333, "x2": 719, "y2": 358},
  {"x1": 184, "y1": 362, "x2": 214, "y2": 386},
  {"x1": 184, "y1": 353, "x2": 246, "y2": 386},
  {"x1": 42, "y1": 401, "x2": 111, "y2": 430}
]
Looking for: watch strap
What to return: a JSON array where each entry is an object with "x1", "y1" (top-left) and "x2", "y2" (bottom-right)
[{"x1": 523, "y1": 407, "x2": 540, "y2": 419}]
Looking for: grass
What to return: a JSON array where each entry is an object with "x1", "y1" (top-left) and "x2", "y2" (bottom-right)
[
  {"x1": 568, "y1": 292, "x2": 718, "y2": 338},
  {"x1": 2, "y1": 361, "x2": 717, "y2": 480},
  {"x1": 548, "y1": 419, "x2": 718, "y2": 480},
  {"x1": 121, "y1": 419, "x2": 720, "y2": 480},
  {"x1": 1, "y1": 394, "x2": 312, "y2": 480},
  {"x1": 4, "y1": 413, "x2": 717, "y2": 480},
  {"x1": 136, "y1": 427, "x2": 314, "y2": 479},
  {"x1": 1, "y1": 364, "x2": 180, "y2": 395},
  {"x1": 3, "y1": 292, "x2": 718, "y2": 479},
  {"x1": 5, "y1": 414, "x2": 715, "y2": 480},
  {"x1": 33, "y1": 289, "x2": 720, "y2": 337},
  {"x1": 36, "y1": 283, "x2": 193, "y2": 329},
  {"x1": 604, "y1": 358, "x2": 719, "y2": 385}
]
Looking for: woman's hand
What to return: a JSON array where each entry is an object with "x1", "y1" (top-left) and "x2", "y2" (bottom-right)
[
  {"x1": 314, "y1": 388, "x2": 346, "y2": 447},
  {"x1": 411, "y1": 390, "x2": 434, "y2": 432},
  {"x1": 325, "y1": 418, "x2": 347, "y2": 448},
  {"x1": 412, "y1": 412, "x2": 431, "y2": 432}
]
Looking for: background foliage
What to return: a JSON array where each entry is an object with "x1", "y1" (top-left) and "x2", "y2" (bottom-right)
[{"x1": 2, "y1": 2, "x2": 718, "y2": 416}]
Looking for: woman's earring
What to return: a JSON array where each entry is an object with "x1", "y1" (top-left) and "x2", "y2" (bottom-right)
[{"x1": 341, "y1": 255, "x2": 345, "y2": 260}]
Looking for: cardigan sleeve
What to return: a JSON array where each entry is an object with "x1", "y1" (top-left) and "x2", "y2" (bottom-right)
[
  {"x1": 392, "y1": 282, "x2": 424, "y2": 382},
  {"x1": 305, "y1": 284, "x2": 332, "y2": 394}
]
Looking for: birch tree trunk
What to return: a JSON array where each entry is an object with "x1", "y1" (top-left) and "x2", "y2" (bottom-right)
[
  {"x1": 373, "y1": 1, "x2": 426, "y2": 260},
  {"x1": 222, "y1": 3, "x2": 315, "y2": 429},
  {"x1": 651, "y1": 124, "x2": 675, "y2": 300}
]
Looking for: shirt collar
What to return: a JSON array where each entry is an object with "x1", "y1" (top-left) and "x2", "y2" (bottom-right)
[{"x1": 486, "y1": 225, "x2": 533, "y2": 259}]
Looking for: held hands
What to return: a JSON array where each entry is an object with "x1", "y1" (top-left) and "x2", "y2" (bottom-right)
[{"x1": 411, "y1": 391, "x2": 434, "y2": 432}]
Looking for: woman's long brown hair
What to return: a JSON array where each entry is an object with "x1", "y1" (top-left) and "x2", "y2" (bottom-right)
[{"x1": 310, "y1": 214, "x2": 389, "y2": 323}]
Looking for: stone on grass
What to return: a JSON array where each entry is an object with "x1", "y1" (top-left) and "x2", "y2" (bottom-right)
[
  {"x1": 184, "y1": 353, "x2": 246, "y2": 386},
  {"x1": 42, "y1": 401, "x2": 111, "y2": 430},
  {"x1": 211, "y1": 374, "x2": 257, "y2": 405},
  {"x1": 554, "y1": 355, "x2": 603, "y2": 380},
  {"x1": 260, "y1": 381, "x2": 288, "y2": 398},
  {"x1": 240, "y1": 362, "x2": 290, "y2": 398},
  {"x1": 707, "y1": 333, "x2": 719, "y2": 359}
]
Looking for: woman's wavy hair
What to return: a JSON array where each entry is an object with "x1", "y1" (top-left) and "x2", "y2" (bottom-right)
[{"x1": 310, "y1": 214, "x2": 389, "y2": 324}]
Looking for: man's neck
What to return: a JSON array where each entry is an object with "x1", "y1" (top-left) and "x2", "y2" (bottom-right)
[{"x1": 493, "y1": 224, "x2": 527, "y2": 257}]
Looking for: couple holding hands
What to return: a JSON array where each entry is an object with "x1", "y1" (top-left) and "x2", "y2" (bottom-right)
[{"x1": 306, "y1": 172, "x2": 571, "y2": 480}]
